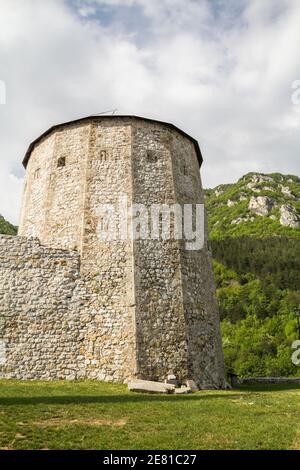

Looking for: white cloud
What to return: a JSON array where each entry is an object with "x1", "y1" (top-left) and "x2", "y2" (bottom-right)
[
  {"x1": 0, "y1": 0, "x2": 300, "y2": 224},
  {"x1": 78, "y1": 5, "x2": 97, "y2": 17}
]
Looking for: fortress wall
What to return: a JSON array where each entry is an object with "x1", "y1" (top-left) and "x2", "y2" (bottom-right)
[
  {"x1": 131, "y1": 121, "x2": 189, "y2": 382},
  {"x1": 13, "y1": 118, "x2": 143, "y2": 383},
  {"x1": 0, "y1": 234, "x2": 137, "y2": 383},
  {"x1": 77, "y1": 119, "x2": 137, "y2": 381},
  {"x1": 43, "y1": 122, "x2": 90, "y2": 250},
  {"x1": 18, "y1": 133, "x2": 56, "y2": 239},
  {"x1": 171, "y1": 136, "x2": 225, "y2": 388},
  {"x1": 179, "y1": 244, "x2": 226, "y2": 388},
  {"x1": 19, "y1": 123, "x2": 91, "y2": 251},
  {"x1": 7, "y1": 116, "x2": 226, "y2": 387},
  {"x1": 0, "y1": 235, "x2": 85, "y2": 380}
]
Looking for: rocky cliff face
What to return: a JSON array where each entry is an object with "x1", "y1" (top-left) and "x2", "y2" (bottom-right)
[
  {"x1": 248, "y1": 196, "x2": 276, "y2": 216},
  {"x1": 205, "y1": 172, "x2": 300, "y2": 238}
]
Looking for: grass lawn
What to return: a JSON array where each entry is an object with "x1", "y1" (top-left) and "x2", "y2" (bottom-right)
[{"x1": 0, "y1": 380, "x2": 299, "y2": 450}]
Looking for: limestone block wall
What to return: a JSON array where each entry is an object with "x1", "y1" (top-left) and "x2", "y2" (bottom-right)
[
  {"x1": 78, "y1": 119, "x2": 136, "y2": 381},
  {"x1": 19, "y1": 123, "x2": 90, "y2": 250},
  {"x1": 19, "y1": 133, "x2": 56, "y2": 240},
  {"x1": 0, "y1": 235, "x2": 83, "y2": 380},
  {"x1": 2, "y1": 115, "x2": 226, "y2": 388},
  {"x1": 171, "y1": 134, "x2": 225, "y2": 388},
  {"x1": 131, "y1": 121, "x2": 225, "y2": 387},
  {"x1": 0, "y1": 235, "x2": 137, "y2": 382},
  {"x1": 131, "y1": 122, "x2": 189, "y2": 382}
]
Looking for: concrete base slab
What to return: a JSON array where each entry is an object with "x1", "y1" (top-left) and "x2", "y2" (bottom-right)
[
  {"x1": 174, "y1": 386, "x2": 192, "y2": 394},
  {"x1": 128, "y1": 379, "x2": 175, "y2": 394}
]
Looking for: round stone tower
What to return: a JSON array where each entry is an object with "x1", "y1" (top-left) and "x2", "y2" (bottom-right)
[{"x1": 18, "y1": 115, "x2": 225, "y2": 388}]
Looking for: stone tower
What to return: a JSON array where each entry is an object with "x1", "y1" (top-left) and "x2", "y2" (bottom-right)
[{"x1": 1, "y1": 115, "x2": 225, "y2": 388}]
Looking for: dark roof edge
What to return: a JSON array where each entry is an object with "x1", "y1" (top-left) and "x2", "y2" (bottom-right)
[{"x1": 22, "y1": 115, "x2": 203, "y2": 168}]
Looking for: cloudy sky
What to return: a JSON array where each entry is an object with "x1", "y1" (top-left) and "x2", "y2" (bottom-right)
[{"x1": 0, "y1": 0, "x2": 300, "y2": 224}]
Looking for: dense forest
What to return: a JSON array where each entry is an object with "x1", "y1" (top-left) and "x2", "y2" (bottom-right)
[
  {"x1": 206, "y1": 172, "x2": 300, "y2": 378},
  {"x1": 212, "y1": 237, "x2": 299, "y2": 291}
]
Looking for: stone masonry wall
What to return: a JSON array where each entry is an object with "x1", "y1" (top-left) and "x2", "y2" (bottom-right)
[
  {"x1": 0, "y1": 235, "x2": 137, "y2": 382},
  {"x1": 3, "y1": 116, "x2": 225, "y2": 387},
  {"x1": 78, "y1": 119, "x2": 137, "y2": 381},
  {"x1": 0, "y1": 236, "x2": 84, "y2": 380},
  {"x1": 131, "y1": 121, "x2": 189, "y2": 382},
  {"x1": 19, "y1": 123, "x2": 90, "y2": 251},
  {"x1": 171, "y1": 132, "x2": 225, "y2": 388},
  {"x1": 131, "y1": 121, "x2": 225, "y2": 387}
]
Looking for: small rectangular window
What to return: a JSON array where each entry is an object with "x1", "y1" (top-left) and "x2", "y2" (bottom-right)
[
  {"x1": 34, "y1": 168, "x2": 40, "y2": 179},
  {"x1": 99, "y1": 150, "x2": 108, "y2": 162},
  {"x1": 180, "y1": 161, "x2": 188, "y2": 176},
  {"x1": 57, "y1": 157, "x2": 66, "y2": 168}
]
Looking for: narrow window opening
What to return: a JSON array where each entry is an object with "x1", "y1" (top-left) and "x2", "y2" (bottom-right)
[
  {"x1": 100, "y1": 150, "x2": 107, "y2": 162},
  {"x1": 57, "y1": 157, "x2": 66, "y2": 168},
  {"x1": 34, "y1": 168, "x2": 40, "y2": 180}
]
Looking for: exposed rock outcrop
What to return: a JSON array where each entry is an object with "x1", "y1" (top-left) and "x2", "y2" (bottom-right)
[
  {"x1": 248, "y1": 196, "x2": 275, "y2": 216},
  {"x1": 246, "y1": 174, "x2": 274, "y2": 191},
  {"x1": 205, "y1": 172, "x2": 300, "y2": 236},
  {"x1": 280, "y1": 205, "x2": 300, "y2": 228},
  {"x1": 281, "y1": 186, "x2": 294, "y2": 198},
  {"x1": 227, "y1": 199, "x2": 236, "y2": 207},
  {"x1": 231, "y1": 216, "x2": 255, "y2": 225},
  {"x1": 215, "y1": 188, "x2": 224, "y2": 197}
]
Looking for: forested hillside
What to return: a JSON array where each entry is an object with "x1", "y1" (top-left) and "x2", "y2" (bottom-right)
[
  {"x1": 0, "y1": 215, "x2": 17, "y2": 235},
  {"x1": 206, "y1": 173, "x2": 300, "y2": 377}
]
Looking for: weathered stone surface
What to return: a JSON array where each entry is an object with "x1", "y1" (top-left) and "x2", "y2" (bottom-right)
[
  {"x1": 248, "y1": 196, "x2": 275, "y2": 216},
  {"x1": 166, "y1": 374, "x2": 178, "y2": 386},
  {"x1": 246, "y1": 174, "x2": 273, "y2": 189},
  {"x1": 281, "y1": 185, "x2": 294, "y2": 198},
  {"x1": 0, "y1": 116, "x2": 226, "y2": 389},
  {"x1": 231, "y1": 215, "x2": 254, "y2": 225},
  {"x1": 185, "y1": 379, "x2": 199, "y2": 392},
  {"x1": 174, "y1": 386, "x2": 192, "y2": 394},
  {"x1": 214, "y1": 188, "x2": 224, "y2": 197},
  {"x1": 128, "y1": 379, "x2": 175, "y2": 394},
  {"x1": 227, "y1": 199, "x2": 236, "y2": 207},
  {"x1": 279, "y1": 205, "x2": 300, "y2": 228}
]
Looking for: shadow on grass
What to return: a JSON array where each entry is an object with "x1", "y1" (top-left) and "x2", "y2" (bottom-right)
[
  {"x1": 0, "y1": 393, "x2": 249, "y2": 406},
  {"x1": 235, "y1": 384, "x2": 300, "y2": 392},
  {"x1": 0, "y1": 385, "x2": 297, "y2": 406}
]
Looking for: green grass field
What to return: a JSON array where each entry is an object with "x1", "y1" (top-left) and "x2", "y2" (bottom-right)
[{"x1": 0, "y1": 380, "x2": 299, "y2": 450}]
